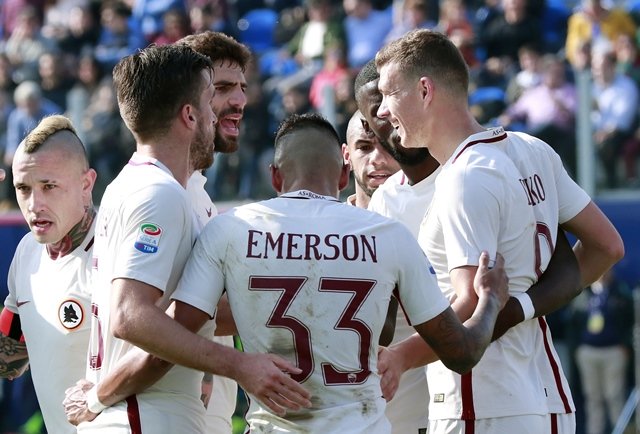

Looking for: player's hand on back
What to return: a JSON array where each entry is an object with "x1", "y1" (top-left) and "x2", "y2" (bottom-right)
[
  {"x1": 235, "y1": 352, "x2": 312, "y2": 417},
  {"x1": 0, "y1": 168, "x2": 5, "y2": 182},
  {"x1": 63, "y1": 379, "x2": 99, "y2": 425},
  {"x1": 473, "y1": 251, "x2": 509, "y2": 310},
  {"x1": 377, "y1": 346, "x2": 405, "y2": 402}
]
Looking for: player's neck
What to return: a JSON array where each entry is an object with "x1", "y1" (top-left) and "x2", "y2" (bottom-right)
[
  {"x1": 432, "y1": 113, "x2": 485, "y2": 164},
  {"x1": 136, "y1": 141, "x2": 190, "y2": 187},
  {"x1": 46, "y1": 207, "x2": 96, "y2": 260},
  {"x1": 354, "y1": 188, "x2": 371, "y2": 209}
]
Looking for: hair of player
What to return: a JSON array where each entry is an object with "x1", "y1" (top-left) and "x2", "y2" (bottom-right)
[
  {"x1": 112, "y1": 44, "x2": 213, "y2": 142},
  {"x1": 178, "y1": 31, "x2": 252, "y2": 72},
  {"x1": 354, "y1": 59, "x2": 379, "y2": 93},
  {"x1": 375, "y1": 29, "x2": 469, "y2": 98},
  {"x1": 21, "y1": 115, "x2": 89, "y2": 167},
  {"x1": 275, "y1": 112, "x2": 341, "y2": 147},
  {"x1": 273, "y1": 113, "x2": 343, "y2": 177},
  {"x1": 345, "y1": 110, "x2": 367, "y2": 147}
]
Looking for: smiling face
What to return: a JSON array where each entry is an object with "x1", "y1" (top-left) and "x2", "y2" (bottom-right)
[
  {"x1": 211, "y1": 59, "x2": 247, "y2": 153},
  {"x1": 377, "y1": 62, "x2": 426, "y2": 149},
  {"x1": 342, "y1": 114, "x2": 400, "y2": 198},
  {"x1": 356, "y1": 79, "x2": 431, "y2": 166},
  {"x1": 13, "y1": 138, "x2": 94, "y2": 244}
]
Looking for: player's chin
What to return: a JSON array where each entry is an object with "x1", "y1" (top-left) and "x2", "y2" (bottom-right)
[{"x1": 215, "y1": 136, "x2": 239, "y2": 154}]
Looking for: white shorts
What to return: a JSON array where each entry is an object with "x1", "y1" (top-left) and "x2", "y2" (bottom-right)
[
  {"x1": 77, "y1": 393, "x2": 205, "y2": 433},
  {"x1": 428, "y1": 414, "x2": 547, "y2": 434}
]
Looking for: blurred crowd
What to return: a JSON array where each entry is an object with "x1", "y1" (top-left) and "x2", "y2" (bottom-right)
[{"x1": 0, "y1": 0, "x2": 640, "y2": 208}]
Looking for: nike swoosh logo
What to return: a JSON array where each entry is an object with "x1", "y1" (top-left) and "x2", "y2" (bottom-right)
[
  {"x1": 206, "y1": 208, "x2": 212, "y2": 218},
  {"x1": 16, "y1": 300, "x2": 31, "y2": 307}
]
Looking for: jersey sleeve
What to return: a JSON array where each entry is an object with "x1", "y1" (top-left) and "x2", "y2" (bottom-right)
[
  {"x1": 438, "y1": 160, "x2": 502, "y2": 271},
  {"x1": 113, "y1": 184, "x2": 192, "y2": 292},
  {"x1": 393, "y1": 225, "x2": 450, "y2": 325},
  {"x1": 548, "y1": 145, "x2": 591, "y2": 223},
  {"x1": 171, "y1": 217, "x2": 226, "y2": 317},
  {"x1": 4, "y1": 235, "x2": 30, "y2": 313}
]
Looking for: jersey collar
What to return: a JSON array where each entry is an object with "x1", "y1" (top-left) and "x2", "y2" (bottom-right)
[
  {"x1": 280, "y1": 190, "x2": 340, "y2": 202},
  {"x1": 449, "y1": 126, "x2": 508, "y2": 165}
]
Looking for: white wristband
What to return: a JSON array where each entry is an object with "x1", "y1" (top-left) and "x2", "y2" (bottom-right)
[
  {"x1": 513, "y1": 292, "x2": 535, "y2": 321},
  {"x1": 86, "y1": 386, "x2": 107, "y2": 414}
]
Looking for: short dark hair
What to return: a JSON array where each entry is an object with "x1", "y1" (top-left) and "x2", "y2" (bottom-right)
[
  {"x1": 275, "y1": 113, "x2": 341, "y2": 148},
  {"x1": 354, "y1": 59, "x2": 379, "y2": 93},
  {"x1": 178, "y1": 31, "x2": 252, "y2": 72},
  {"x1": 112, "y1": 44, "x2": 212, "y2": 142},
  {"x1": 376, "y1": 30, "x2": 469, "y2": 97}
]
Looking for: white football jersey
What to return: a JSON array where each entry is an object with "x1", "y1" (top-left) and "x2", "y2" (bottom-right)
[
  {"x1": 5, "y1": 224, "x2": 94, "y2": 434},
  {"x1": 419, "y1": 128, "x2": 547, "y2": 420},
  {"x1": 85, "y1": 153, "x2": 204, "y2": 432},
  {"x1": 187, "y1": 170, "x2": 236, "y2": 434},
  {"x1": 502, "y1": 130, "x2": 590, "y2": 415},
  {"x1": 368, "y1": 168, "x2": 440, "y2": 433},
  {"x1": 172, "y1": 190, "x2": 450, "y2": 434}
]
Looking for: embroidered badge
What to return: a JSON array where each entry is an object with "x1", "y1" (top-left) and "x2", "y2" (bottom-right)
[
  {"x1": 58, "y1": 300, "x2": 84, "y2": 330},
  {"x1": 433, "y1": 393, "x2": 445, "y2": 403},
  {"x1": 134, "y1": 223, "x2": 163, "y2": 253}
]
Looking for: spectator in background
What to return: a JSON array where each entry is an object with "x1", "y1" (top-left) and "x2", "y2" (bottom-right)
[
  {"x1": 66, "y1": 53, "x2": 104, "y2": 147},
  {"x1": 504, "y1": 44, "x2": 542, "y2": 104},
  {"x1": 189, "y1": 1, "x2": 236, "y2": 37},
  {"x1": 591, "y1": 49, "x2": 638, "y2": 189},
  {"x1": 568, "y1": 268, "x2": 633, "y2": 434},
  {"x1": 0, "y1": 90, "x2": 14, "y2": 208},
  {"x1": 385, "y1": 0, "x2": 437, "y2": 44},
  {"x1": 0, "y1": 53, "x2": 17, "y2": 93},
  {"x1": 309, "y1": 45, "x2": 351, "y2": 111},
  {"x1": 131, "y1": 0, "x2": 187, "y2": 44},
  {"x1": 55, "y1": 4, "x2": 101, "y2": 57},
  {"x1": 152, "y1": 8, "x2": 190, "y2": 45},
  {"x1": 614, "y1": 33, "x2": 640, "y2": 89},
  {"x1": 1, "y1": 0, "x2": 45, "y2": 39},
  {"x1": 498, "y1": 54, "x2": 578, "y2": 175},
  {"x1": 268, "y1": 0, "x2": 345, "y2": 98},
  {"x1": 437, "y1": 0, "x2": 478, "y2": 69},
  {"x1": 5, "y1": 81, "x2": 60, "y2": 168},
  {"x1": 237, "y1": 60, "x2": 271, "y2": 200},
  {"x1": 343, "y1": 0, "x2": 392, "y2": 69},
  {"x1": 38, "y1": 52, "x2": 74, "y2": 111},
  {"x1": 81, "y1": 78, "x2": 133, "y2": 203},
  {"x1": 565, "y1": 0, "x2": 636, "y2": 69},
  {"x1": 477, "y1": 0, "x2": 542, "y2": 66},
  {"x1": 2, "y1": 6, "x2": 57, "y2": 82},
  {"x1": 94, "y1": 1, "x2": 146, "y2": 72},
  {"x1": 614, "y1": 34, "x2": 640, "y2": 185}
]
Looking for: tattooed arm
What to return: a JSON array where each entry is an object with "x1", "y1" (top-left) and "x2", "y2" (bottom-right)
[{"x1": 0, "y1": 309, "x2": 29, "y2": 379}]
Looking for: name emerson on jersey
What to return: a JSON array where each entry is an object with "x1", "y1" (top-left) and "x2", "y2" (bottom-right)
[{"x1": 246, "y1": 229, "x2": 379, "y2": 262}]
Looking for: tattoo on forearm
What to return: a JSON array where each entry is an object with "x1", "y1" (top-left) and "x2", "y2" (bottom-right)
[
  {"x1": 0, "y1": 335, "x2": 28, "y2": 377},
  {"x1": 0, "y1": 335, "x2": 27, "y2": 357}
]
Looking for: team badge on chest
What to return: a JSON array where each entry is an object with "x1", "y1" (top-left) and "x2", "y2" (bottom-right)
[
  {"x1": 58, "y1": 300, "x2": 84, "y2": 330},
  {"x1": 134, "y1": 222, "x2": 163, "y2": 253}
]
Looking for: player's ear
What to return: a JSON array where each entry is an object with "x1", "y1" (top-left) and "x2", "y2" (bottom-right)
[
  {"x1": 270, "y1": 164, "x2": 283, "y2": 193},
  {"x1": 181, "y1": 104, "x2": 197, "y2": 128},
  {"x1": 338, "y1": 162, "x2": 350, "y2": 191},
  {"x1": 82, "y1": 168, "x2": 97, "y2": 203},
  {"x1": 419, "y1": 76, "x2": 433, "y2": 102},
  {"x1": 341, "y1": 143, "x2": 351, "y2": 170}
]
